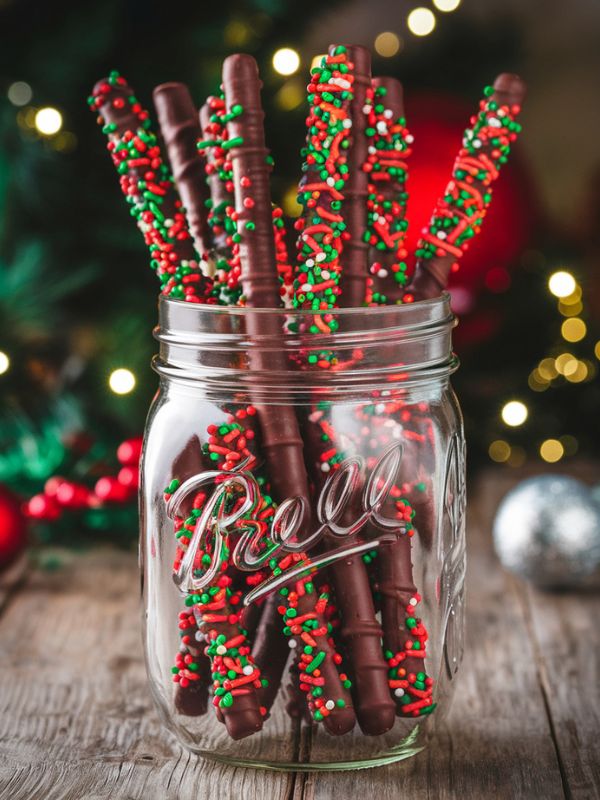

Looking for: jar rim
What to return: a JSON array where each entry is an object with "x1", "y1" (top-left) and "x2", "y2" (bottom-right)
[{"x1": 158, "y1": 292, "x2": 454, "y2": 318}]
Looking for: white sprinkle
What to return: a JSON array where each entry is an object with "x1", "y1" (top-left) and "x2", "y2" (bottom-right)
[
  {"x1": 488, "y1": 117, "x2": 502, "y2": 128},
  {"x1": 164, "y1": 218, "x2": 174, "y2": 227},
  {"x1": 306, "y1": 258, "x2": 315, "y2": 267},
  {"x1": 437, "y1": 231, "x2": 447, "y2": 240},
  {"x1": 394, "y1": 688, "x2": 405, "y2": 697},
  {"x1": 302, "y1": 283, "x2": 312, "y2": 292},
  {"x1": 288, "y1": 639, "x2": 297, "y2": 648},
  {"x1": 472, "y1": 139, "x2": 482, "y2": 149},
  {"x1": 368, "y1": 146, "x2": 377, "y2": 155},
  {"x1": 342, "y1": 118, "x2": 353, "y2": 129},
  {"x1": 195, "y1": 631, "x2": 204, "y2": 642},
  {"x1": 321, "y1": 269, "x2": 330, "y2": 279},
  {"x1": 362, "y1": 105, "x2": 371, "y2": 114},
  {"x1": 316, "y1": 252, "x2": 327, "y2": 262},
  {"x1": 378, "y1": 269, "x2": 388, "y2": 279},
  {"x1": 325, "y1": 700, "x2": 335, "y2": 710},
  {"x1": 330, "y1": 77, "x2": 351, "y2": 90},
  {"x1": 384, "y1": 109, "x2": 393, "y2": 119},
  {"x1": 216, "y1": 644, "x2": 227, "y2": 655},
  {"x1": 409, "y1": 597, "x2": 418, "y2": 606},
  {"x1": 179, "y1": 645, "x2": 188, "y2": 654},
  {"x1": 243, "y1": 665, "x2": 254, "y2": 675},
  {"x1": 321, "y1": 462, "x2": 331, "y2": 472},
  {"x1": 376, "y1": 403, "x2": 385, "y2": 413},
  {"x1": 326, "y1": 177, "x2": 335, "y2": 186},
  {"x1": 406, "y1": 134, "x2": 414, "y2": 144},
  {"x1": 376, "y1": 121, "x2": 388, "y2": 134}
]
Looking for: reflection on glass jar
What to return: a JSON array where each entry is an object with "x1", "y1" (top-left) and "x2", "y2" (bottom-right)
[{"x1": 140, "y1": 294, "x2": 466, "y2": 770}]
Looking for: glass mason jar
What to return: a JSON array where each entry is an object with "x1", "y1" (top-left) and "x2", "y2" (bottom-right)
[{"x1": 140, "y1": 294, "x2": 466, "y2": 770}]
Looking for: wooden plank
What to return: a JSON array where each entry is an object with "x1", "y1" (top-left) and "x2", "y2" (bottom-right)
[
  {"x1": 0, "y1": 548, "x2": 293, "y2": 800},
  {"x1": 515, "y1": 580, "x2": 600, "y2": 799},
  {"x1": 302, "y1": 485, "x2": 567, "y2": 800}
]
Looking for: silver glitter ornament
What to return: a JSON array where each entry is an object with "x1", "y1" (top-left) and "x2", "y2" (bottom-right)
[{"x1": 493, "y1": 475, "x2": 600, "y2": 588}]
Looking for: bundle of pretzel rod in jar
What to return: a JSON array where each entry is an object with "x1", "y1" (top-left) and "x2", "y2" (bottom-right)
[{"x1": 89, "y1": 45, "x2": 525, "y2": 740}]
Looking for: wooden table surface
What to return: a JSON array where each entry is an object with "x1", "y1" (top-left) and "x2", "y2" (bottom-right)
[{"x1": 1, "y1": 469, "x2": 598, "y2": 800}]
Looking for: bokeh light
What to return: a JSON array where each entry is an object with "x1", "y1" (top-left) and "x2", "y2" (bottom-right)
[
  {"x1": 7, "y1": 81, "x2": 32, "y2": 106},
  {"x1": 548, "y1": 270, "x2": 576, "y2": 298},
  {"x1": 554, "y1": 352, "x2": 577, "y2": 376},
  {"x1": 433, "y1": 0, "x2": 461, "y2": 10},
  {"x1": 528, "y1": 369, "x2": 549, "y2": 392},
  {"x1": 109, "y1": 368, "x2": 136, "y2": 395},
  {"x1": 0, "y1": 351, "x2": 10, "y2": 375},
  {"x1": 559, "y1": 435, "x2": 578, "y2": 456},
  {"x1": 35, "y1": 107, "x2": 63, "y2": 136},
  {"x1": 275, "y1": 80, "x2": 304, "y2": 111},
  {"x1": 282, "y1": 185, "x2": 302, "y2": 218},
  {"x1": 488, "y1": 440, "x2": 511, "y2": 463},
  {"x1": 501, "y1": 400, "x2": 528, "y2": 427},
  {"x1": 407, "y1": 7, "x2": 436, "y2": 36},
  {"x1": 560, "y1": 317, "x2": 586, "y2": 342},
  {"x1": 374, "y1": 31, "x2": 402, "y2": 57},
  {"x1": 507, "y1": 446, "x2": 526, "y2": 467},
  {"x1": 273, "y1": 47, "x2": 300, "y2": 76},
  {"x1": 540, "y1": 439, "x2": 564, "y2": 463}
]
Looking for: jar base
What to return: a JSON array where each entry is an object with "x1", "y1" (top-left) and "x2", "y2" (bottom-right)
[{"x1": 178, "y1": 728, "x2": 425, "y2": 772}]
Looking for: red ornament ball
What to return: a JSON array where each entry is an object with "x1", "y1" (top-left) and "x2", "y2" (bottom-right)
[
  {"x1": 117, "y1": 437, "x2": 144, "y2": 466},
  {"x1": 0, "y1": 483, "x2": 28, "y2": 568}
]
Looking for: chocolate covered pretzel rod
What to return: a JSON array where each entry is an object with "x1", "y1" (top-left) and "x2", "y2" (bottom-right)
[
  {"x1": 364, "y1": 78, "x2": 412, "y2": 305},
  {"x1": 153, "y1": 82, "x2": 212, "y2": 259},
  {"x1": 166, "y1": 410, "x2": 266, "y2": 740},
  {"x1": 88, "y1": 72, "x2": 213, "y2": 303},
  {"x1": 336, "y1": 44, "x2": 371, "y2": 308},
  {"x1": 221, "y1": 54, "x2": 355, "y2": 733},
  {"x1": 403, "y1": 73, "x2": 526, "y2": 302},
  {"x1": 297, "y1": 46, "x2": 396, "y2": 736}
]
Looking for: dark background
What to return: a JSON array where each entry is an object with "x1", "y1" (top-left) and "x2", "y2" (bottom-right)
[{"x1": 1, "y1": 0, "x2": 599, "y2": 546}]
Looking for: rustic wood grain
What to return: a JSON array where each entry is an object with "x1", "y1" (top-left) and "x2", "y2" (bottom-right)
[{"x1": 0, "y1": 472, "x2": 598, "y2": 799}]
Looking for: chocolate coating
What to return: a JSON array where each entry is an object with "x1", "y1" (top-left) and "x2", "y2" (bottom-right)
[
  {"x1": 336, "y1": 44, "x2": 372, "y2": 308},
  {"x1": 221, "y1": 55, "x2": 354, "y2": 731},
  {"x1": 153, "y1": 82, "x2": 211, "y2": 256},
  {"x1": 375, "y1": 533, "x2": 427, "y2": 715},
  {"x1": 192, "y1": 604, "x2": 264, "y2": 740},
  {"x1": 404, "y1": 73, "x2": 526, "y2": 301},
  {"x1": 221, "y1": 54, "x2": 279, "y2": 309},
  {"x1": 199, "y1": 101, "x2": 233, "y2": 252},
  {"x1": 92, "y1": 78, "x2": 197, "y2": 266},
  {"x1": 251, "y1": 593, "x2": 290, "y2": 716},
  {"x1": 325, "y1": 509, "x2": 396, "y2": 735}
]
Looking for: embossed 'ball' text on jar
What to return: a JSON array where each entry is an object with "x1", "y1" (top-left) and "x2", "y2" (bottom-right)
[{"x1": 140, "y1": 294, "x2": 466, "y2": 770}]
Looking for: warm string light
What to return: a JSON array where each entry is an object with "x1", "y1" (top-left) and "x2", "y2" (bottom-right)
[
  {"x1": 282, "y1": 185, "x2": 302, "y2": 218},
  {"x1": 407, "y1": 7, "x2": 436, "y2": 36},
  {"x1": 433, "y1": 0, "x2": 461, "y2": 10},
  {"x1": 539, "y1": 439, "x2": 564, "y2": 463},
  {"x1": 561, "y1": 317, "x2": 586, "y2": 343},
  {"x1": 272, "y1": 47, "x2": 300, "y2": 76},
  {"x1": 374, "y1": 31, "x2": 402, "y2": 57},
  {"x1": 0, "y1": 351, "x2": 10, "y2": 375},
  {"x1": 109, "y1": 368, "x2": 136, "y2": 395},
  {"x1": 501, "y1": 401, "x2": 528, "y2": 427},
  {"x1": 34, "y1": 107, "x2": 63, "y2": 136},
  {"x1": 7, "y1": 81, "x2": 32, "y2": 106},
  {"x1": 548, "y1": 270, "x2": 576, "y2": 298}
]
